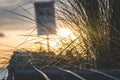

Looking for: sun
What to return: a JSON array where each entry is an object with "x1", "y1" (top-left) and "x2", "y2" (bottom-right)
[{"x1": 57, "y1": 28, "x2": 72, "y2": 37}]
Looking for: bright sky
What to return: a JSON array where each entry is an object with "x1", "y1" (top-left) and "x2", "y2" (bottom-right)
[{"x1": 0, "y1": 0, "x2": 53, "y2": 67}]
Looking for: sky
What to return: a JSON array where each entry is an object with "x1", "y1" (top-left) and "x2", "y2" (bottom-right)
[
  {"x1": 0, "y1": 0, "x2": 36, "y2": 51},
  {"x1": 0, "y1": 0, "x2": 53, "y2": 67}
]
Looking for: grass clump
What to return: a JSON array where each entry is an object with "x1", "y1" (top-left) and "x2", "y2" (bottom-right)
[{"x1": 55, "y1": 0, "x2": 117, "y2": 68}]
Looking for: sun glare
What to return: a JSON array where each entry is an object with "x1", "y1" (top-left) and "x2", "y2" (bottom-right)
[
  {"x1": 17, "y1": 28, "x2": 77, "y2": 52},
  {"x1": 34, "y1": 28, "x2": 77, "y2": 51},
  {"x1": 58, "y1": 28, "x2": 72, "y2": 37}
]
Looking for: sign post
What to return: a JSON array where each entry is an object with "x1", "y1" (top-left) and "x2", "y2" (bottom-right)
[{"x1": 34, "y1": 1, "x2": 56, "y2": 51}]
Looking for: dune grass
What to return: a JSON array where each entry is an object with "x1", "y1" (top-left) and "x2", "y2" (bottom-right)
[
  {"x1": 4, "y1": 0, "x2": 120, "y2": 70},
  {"x1": 55, "y1": 0, "x2": 116, "y2": 68}
]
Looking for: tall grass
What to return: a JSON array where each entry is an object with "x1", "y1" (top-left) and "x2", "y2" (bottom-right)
[
  {"x1": 4, "y1": 0, "x2": 120, "y2": 70},
  {"x1": 55, "y1": 0, "x2": 114, "y2": 68}
]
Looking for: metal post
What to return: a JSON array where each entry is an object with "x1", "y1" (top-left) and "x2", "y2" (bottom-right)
[{"x1": 46, "y1": 35, "x2": 50, "y2": 52}]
